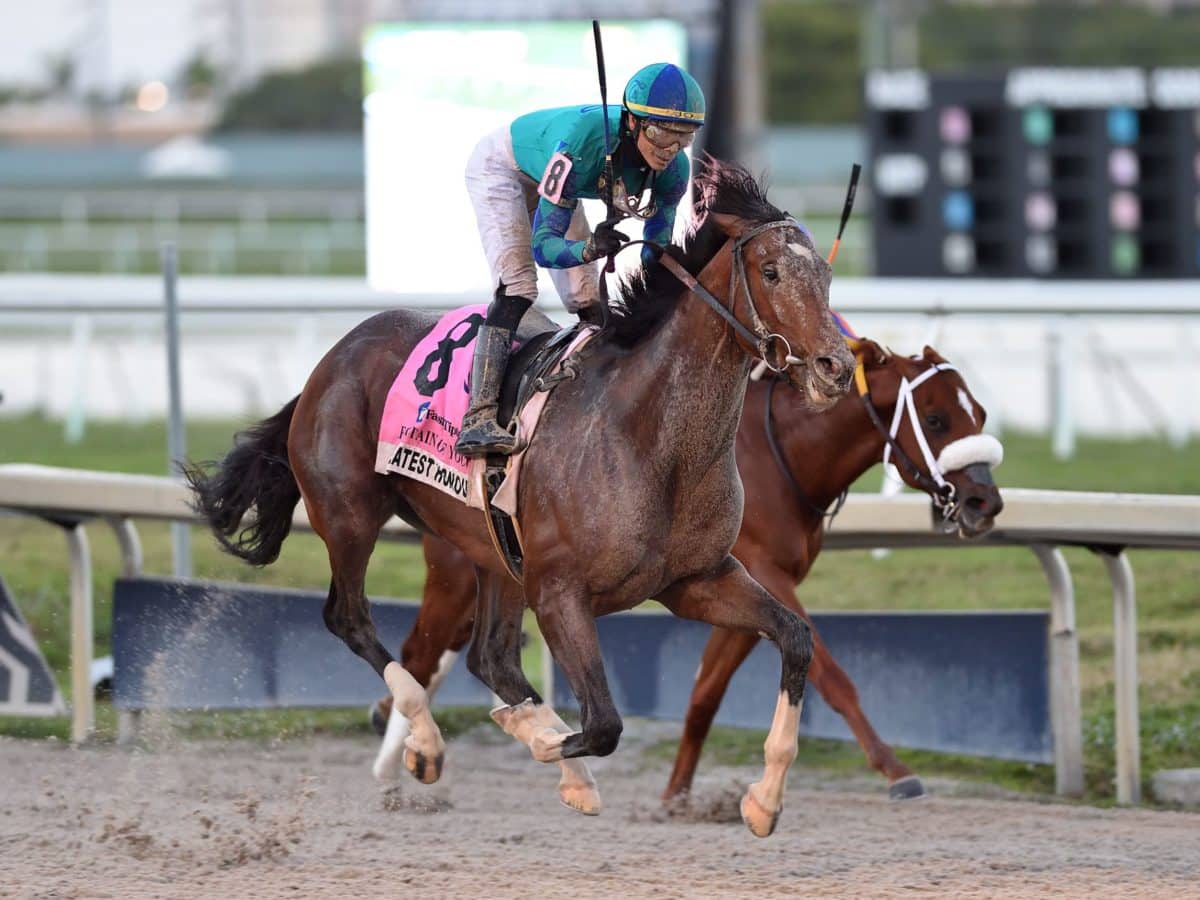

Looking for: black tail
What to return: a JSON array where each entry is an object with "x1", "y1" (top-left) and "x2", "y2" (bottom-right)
[{"x1": 183, "y1": 396, "x2": 301, "y2": 567}]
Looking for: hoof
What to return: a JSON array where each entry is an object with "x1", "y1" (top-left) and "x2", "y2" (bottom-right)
[
  {"x1": 404, "y1": 746, "x2": 445, "y2": 785},
  {"x1": 369, "y1": 701, "x2": 389, "y2": 738},
  {"x1": 558, "y1": 782, "x2": 602, "y2": 816},
  {"x1": 739, "y1": 788, "x2": 780, "y2": 838},
  {"x1": 888, "y1": 774, "x2": 927, "y2": 801}
]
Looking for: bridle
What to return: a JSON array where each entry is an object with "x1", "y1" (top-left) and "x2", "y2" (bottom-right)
[
  {"x1": 762, "y1": 374, "x2": 849, "y2": 524},
  {"x1": 763, "y1": 341, "x2": 993, "y2": 527},
  {"x1": 848, "y1": 340, "x2": 984, "y2": 523},
  {"x1": 650, "y1": 218, "x2": 815, "y2": 374}
]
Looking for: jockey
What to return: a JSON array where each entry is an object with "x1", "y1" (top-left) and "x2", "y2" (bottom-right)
[{"x1": 457, "y1": 61, "x2": 706, "y2": 458}]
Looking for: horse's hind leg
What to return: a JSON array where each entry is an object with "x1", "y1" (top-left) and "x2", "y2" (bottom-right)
[
  {"x1": 298, "y1": 470, "x2": 445, "y2": 785},
  {"x1": 657, "y1": 557, "x2": 812, "y2": 839},
  {"x1": 373, "y1": 535, "x2": 476, "y2": 782}
]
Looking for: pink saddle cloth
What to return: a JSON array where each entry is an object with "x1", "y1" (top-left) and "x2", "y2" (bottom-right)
[
  {"x1": 375, "y1": 304, "x2": 598, "y2": 513},
  {"x1": 375, "y1": 305, "x2": 487, "y2": 503}
]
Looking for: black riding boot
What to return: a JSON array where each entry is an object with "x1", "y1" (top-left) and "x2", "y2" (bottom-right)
[{"x1": 456, "y1": 288, "x2": 531, "y2": 458}]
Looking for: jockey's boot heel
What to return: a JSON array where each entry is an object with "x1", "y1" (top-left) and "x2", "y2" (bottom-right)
[{"x1": 456, "y1": 323, "x2": 517, "y2": 458}]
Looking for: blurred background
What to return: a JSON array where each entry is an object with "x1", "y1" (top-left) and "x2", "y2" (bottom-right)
[
  {"x1": 2, "y1": 0, "x2": 1199, "y2": 440},
  {"x1": 0, "y1": 1, "x2": 1196, "y2": 795}
]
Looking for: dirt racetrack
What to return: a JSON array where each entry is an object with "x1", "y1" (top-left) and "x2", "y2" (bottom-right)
[{"x1": 2, "y1": 718, "x2": 1198, "y2": 900}]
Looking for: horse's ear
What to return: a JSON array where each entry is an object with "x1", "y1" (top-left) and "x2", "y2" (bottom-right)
[
  {"x1": 855, "y1": 337, "x2": 890, "y2": 368},
  {"x1": 709, "y1": 211, "x2": 748, "y2": 240},
  {"x1": 922, "y1": 345, "x2": 950, "y2": 366}
]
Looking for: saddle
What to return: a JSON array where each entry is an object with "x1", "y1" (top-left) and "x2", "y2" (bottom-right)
[{"x1": 480, "y1": 321, "x2": 594, "y2": 583}]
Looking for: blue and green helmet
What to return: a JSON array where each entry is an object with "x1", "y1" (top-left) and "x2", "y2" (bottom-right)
[{"x1": 622, "y1": 63, "x2": 706, "y2": 126}]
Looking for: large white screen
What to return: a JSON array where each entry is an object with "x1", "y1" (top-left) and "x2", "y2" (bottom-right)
[{"x1": 364, "y1": 20, "x2": 689, "y2": 298}]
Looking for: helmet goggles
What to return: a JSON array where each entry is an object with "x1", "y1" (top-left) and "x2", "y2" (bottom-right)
[{"x1": 641, "y1": 119, "x2": 699, "y2": 152}]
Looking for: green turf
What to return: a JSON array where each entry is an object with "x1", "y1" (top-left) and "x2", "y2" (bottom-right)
[{"x1": 1, "y1": 413, "x2": 1197, "y2": 802}]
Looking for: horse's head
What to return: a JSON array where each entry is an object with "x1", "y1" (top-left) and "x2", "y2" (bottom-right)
[
  {"x1": 696, "y1": 159, "x2": 855, "y2": 409},
  {"x1": 858, "y1": 340, "x2": 1004, "y2": 538}
]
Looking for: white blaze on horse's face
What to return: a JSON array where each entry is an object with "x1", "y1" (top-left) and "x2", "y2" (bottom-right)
[
  {"x1": 956, "y1": 387, "x2": 978, "y2": 426},
  {"x1": 787, "y1": 242, "x2": 815, "y2": 261}
]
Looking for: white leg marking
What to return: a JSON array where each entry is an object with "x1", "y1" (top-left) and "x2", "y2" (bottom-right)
[
  {"x1": 425, "y1": 649, "x2": 458, "y2": 701},
  {"x1": 372, "y1": 651, "x2": 458, "y2": 783},
  {"x1": 384, "y1": 661, "x2": 446, "y2": 783},
  {"x1": 742, "y1": 690, "x2": 801, "y2": 838},
  {"x1": 530, "y1": 704, "x2": 601, "y2": 815},
  {"x1": 491, "y1": 699, "x2": 600, "y2": 814},
  {"x1": 373, "y1": 707, "x2": 413, "y2": 783}
]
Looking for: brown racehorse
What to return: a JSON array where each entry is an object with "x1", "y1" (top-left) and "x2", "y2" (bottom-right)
[
  {"x1": 186, "y1": 159, "x2": 856, "y2": 838},
  {"x1": 369, "y1": 338, "x2": 1004, "y2": 804}
]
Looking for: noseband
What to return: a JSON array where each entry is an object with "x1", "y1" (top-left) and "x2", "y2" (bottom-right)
[
  {"x1": 849, "y1": 344, "x2": 1001, "y2": 525},
  {"x1": 866, "y1": 358, "x2": 962, "y2": 517}
]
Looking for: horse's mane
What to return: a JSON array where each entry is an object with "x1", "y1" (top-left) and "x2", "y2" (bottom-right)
[{"x1": 607, "y1": 156, "x2": 790, "y2": 348}]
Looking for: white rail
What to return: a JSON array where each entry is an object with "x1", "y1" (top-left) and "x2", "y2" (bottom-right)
[
  {"x1": 3, "y1": 272, "x2": 1200, "y2": 315},
  {"x1": 3, "y1": 462, "x2": 1199, "y2": 804}
]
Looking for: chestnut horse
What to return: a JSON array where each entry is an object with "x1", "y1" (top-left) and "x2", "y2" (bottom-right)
[
  {"x1": 186, "y1": 159, "x2": 855, "y2": 838},
  {"x1": 369, "y1": 338, "x2": 1004, "y2": 803}
]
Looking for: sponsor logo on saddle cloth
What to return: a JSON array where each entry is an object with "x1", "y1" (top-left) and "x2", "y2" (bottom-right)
[{"x1": 375, "y1": 304, "x2": 599, "y2": 510}]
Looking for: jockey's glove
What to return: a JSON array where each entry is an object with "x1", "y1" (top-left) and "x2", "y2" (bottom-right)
[{"x1": 582, "y1": 221, "x2": 630, "y2": 263}]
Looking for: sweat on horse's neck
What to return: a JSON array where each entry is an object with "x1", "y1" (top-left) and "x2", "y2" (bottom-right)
[{"x1": 609, "y1": 241, "x2": 754, "y2": 458}]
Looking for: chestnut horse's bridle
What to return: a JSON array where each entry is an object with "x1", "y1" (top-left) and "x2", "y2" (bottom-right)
[
  {"x1": 762, "y1": 344, "x2": 976, "y2": 526},
  {"x1": 846, "y1": 342, "x2": 963, "y2": 518}
]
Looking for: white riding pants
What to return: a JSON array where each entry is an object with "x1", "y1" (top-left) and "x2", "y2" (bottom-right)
[{"x1": 464, "y1": 127, "x2": 599, "y2": 312}]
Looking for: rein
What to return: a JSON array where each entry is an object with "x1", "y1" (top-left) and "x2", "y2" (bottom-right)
[
  {"x1": 763, "y1": 375, "x2": 848, "y2": 524},
  {"x1": 620, "y1": 218, "x2": 809, "y2": 374}
]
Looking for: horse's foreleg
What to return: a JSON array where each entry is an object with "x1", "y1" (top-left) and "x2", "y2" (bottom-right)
[
  {"x1": 809, "y1": 632, "x2": 924, "y2": 799},
  {"x1": 465, "y1": 570, "x2": 541, "y2": 706},
  {"x1": 754, "y1": 562, "x2": 924, "y2": 798},
  {"x1": 471, "y1": 571, "x2": 601, "y2": 814},
  {"x1": 662, "y1": 627, "x2": 760, "y2": 802},
  {"x1": 658, "y1": 557, "x2": 812, "y2": 839},
  {"x1": 491, "y1": 699, "x2": 602, "y2": 815},
  {"x1": 524, "y1": 576, "x2": 623, "y2": 764}
]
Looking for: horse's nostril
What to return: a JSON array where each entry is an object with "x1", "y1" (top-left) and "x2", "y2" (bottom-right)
[
  {"x1": 815, "y1": 355, "x2": 843, "y2": 382},
  {"x1": 966, "y1": 492, "x2": 1003, "y2": 517}
]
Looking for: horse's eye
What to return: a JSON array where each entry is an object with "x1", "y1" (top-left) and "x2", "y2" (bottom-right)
[
  {"x1": 762, "y1": 264, "x2": 779, "y2": 283},
  {"x1": 925, "y1": 413, "x2": 946, "y2": 431}
]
